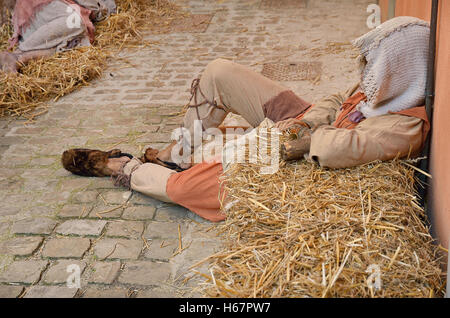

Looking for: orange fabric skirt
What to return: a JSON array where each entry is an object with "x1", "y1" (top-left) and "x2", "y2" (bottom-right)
[{"x1": 166, "y1": 160, "x2": 226, "y2": 222}]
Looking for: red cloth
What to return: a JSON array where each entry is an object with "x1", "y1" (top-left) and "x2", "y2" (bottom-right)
[
  {"x1": 333, "y1": 92, "x2": 430, "y2": 146},
  {"x1": 8, "y1": 0, "x2": 95, "y2": 50},
  {"x1": 390, "y1": 106, "x2": 430, "y2": 147}
]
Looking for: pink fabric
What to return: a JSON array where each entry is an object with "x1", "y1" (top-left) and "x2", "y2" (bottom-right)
[
  {"x1": 64, "y1": 0, "x2": 95, "y2": 43},
  {"x1": 8, "y1": 0, "x2": 95, "y2": 50},
  {"x1": 9, "y1": 0, "x2": 54, "y2": 49}
]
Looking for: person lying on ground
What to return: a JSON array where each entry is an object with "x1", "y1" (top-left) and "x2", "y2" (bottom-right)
[
  {"x1": 0, "y1": 0, "x2": 116, "y2": 73},
  {"x1": 62, "y1": 16, "x2": 431, "y2": 223}
]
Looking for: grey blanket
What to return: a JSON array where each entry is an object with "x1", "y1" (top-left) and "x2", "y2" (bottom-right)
[{"x1": 18, "y1": 0, "x2": 116, "y2": 53}]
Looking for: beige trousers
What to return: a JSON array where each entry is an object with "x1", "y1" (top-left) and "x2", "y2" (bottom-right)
[
  {"x1": 124, "y1": 158, "x2": 175, "y2": 203},
  {"x1": 181, "y1": 58, "x2": 287, "y2": 147}
]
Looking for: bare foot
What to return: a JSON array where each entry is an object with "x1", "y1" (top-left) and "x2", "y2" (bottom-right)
[
  {"x1": 0, "y1": 52, "x2": 18, "y2": 73},
  {"x1": 157, "y1": 141, "x2": 193, "y2": 170},
  {"x1": 157, "y1": 141, "x2": 178, "y2": 162},
  {"x1": 106, "y1": 156, "x2": 131, "y2": 176}
]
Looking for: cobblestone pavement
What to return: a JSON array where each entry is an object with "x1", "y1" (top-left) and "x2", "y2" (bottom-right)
[{"x1": 0, "y1": 0, "x2": 371, "y2": 298}]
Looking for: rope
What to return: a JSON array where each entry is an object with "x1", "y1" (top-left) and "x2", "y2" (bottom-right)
[{"x1": 185, "y1": 78, "x2": 228, "y2": 131}]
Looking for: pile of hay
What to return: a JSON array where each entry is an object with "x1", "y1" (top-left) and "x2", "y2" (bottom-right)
[
  {"x1": 195, "y1": 145, "x2": 446, "y2": 297},
  {"x1": 0, "y1": 0, "x2": 185, "y2": 120}
]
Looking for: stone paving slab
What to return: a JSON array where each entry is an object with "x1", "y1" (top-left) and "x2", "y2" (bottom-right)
[
  {"x1": 43, "y1": 260, "x2": 86, "y2": 285},
  {"x1": 0, "y1": 260, "x2": 48, "y2": 285},
  {"x1": 118, "y1": 261, "x2": 172, "y2": 287},
  {"x1": 81, "y1": 287, "x2": 129, "y2": 298},
  {"x1": 89, "y1": 203, "x2": 125, "y2": 219},
  {"x1": 122, "y1": 206, "x2": 156, "y2": 220},
  {"x1": 0, "y1": 222, "x2": 9, "y2": 236},
  {"x1": 93, "y1": 238, "x2": 143, "y2": 260},
  {"x1": 24, "y1": 286, "x2": 79, "y2": 298},
  {"x1": 11, "y1": 217, "x2": 58, "y2": 235},
  {"x1": 261, "y1": 0, "x2": 307, "y2": 9},
  {"x1": 0, "y1": 0, "x2": 372, "y2": 297},
  {"x1": 87, "y1": 261, "x2": 121, "y2": 285},
  {"x1": 154, "y1": 205, "x2": 191, "y2": 222},
  {"x1": 143, "y1": 222, "x2": 188, "y2": 240},
  {"x1": 105, "y1": 221, "x2": 144, "y2": 239},
  {"x1": 0, "y1": 206, "x2": 21, "y2": 217},
  {"x1": 101, "y1": 191, "x2": 133, "y2": 205},
  {"x1": 136, "y1": 287, "x2": 178, "y2": 298},
  {"x1": 71, "y1": 191, "x2": 99, "y2": 204},
  {"x1": 42, "y1": 237, "x2": 91, "y2": 259},
  {"x1": 55, "y1": 219, "x2": 107, "y2": 236},
  {"x1": 57, "y1": 204, "x2": 93, "y2": 219},
  {"x1": 0, "y1": 285, "x2": 24, "y2": 298},
  {"x1": 128, "y1": 193, "x2": 163, "y2": 207},
  {"x1": 143, "y1": 238, "x2": 178, "y2": 261},
  {"x1": 0, "y1": 236, "x2": 43, "y2": 256}
]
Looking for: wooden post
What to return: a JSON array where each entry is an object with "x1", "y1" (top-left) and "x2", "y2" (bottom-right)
[{"x1": 388, "y1": 0, "x2": 396, "y2": 20}]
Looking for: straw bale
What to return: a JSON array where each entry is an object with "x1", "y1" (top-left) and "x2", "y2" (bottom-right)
[
  {"x1": 0, "y1": 0, "x2": 184, "y2": 119},
  {"x1": 194, "y1": 132, "x2": 446, "y2": 298}
]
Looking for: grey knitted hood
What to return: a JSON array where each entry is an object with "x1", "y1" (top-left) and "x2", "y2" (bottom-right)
[{"x1": 352, "y1": 16, "x2": 430, "y2": 118}]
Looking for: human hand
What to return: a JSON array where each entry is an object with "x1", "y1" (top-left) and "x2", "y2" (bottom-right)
[{"x1": 281, "y1": 132, "x2": 312, "y2": 161}]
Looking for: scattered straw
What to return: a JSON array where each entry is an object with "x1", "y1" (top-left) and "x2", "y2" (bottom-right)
[
  {"x1": 97, "y1": 204, "x2": 126, "y2": 215},
  {"x1": 178, "y1": 224, "x2": 183, "y2": 251},
  {"x1": 79, "y1": 206, "x2": 87, "y2": 219},
  {"x1": 142, "y1": 234, "x2": 151, "y2": 251},
  {"x1": 0, "y1": 46, "x2": 106, "y2": 119},
  {"x1": 194, "y1": 132, "x2": 446, "y2": 297},
  {"x1": 0, "y1": 0, "x2": 185, "y2": 119},
  {"x1": 101, "y1": 242, "x2": 126, "y2": 261}
]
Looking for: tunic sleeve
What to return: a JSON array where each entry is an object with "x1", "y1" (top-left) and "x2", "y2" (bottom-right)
[
  {"x1": 300, "y1": 83, "x2": 360, "y2": 129},
  {"x1": 307, "y1": 113, "x2": 424, "y2": 169}
]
